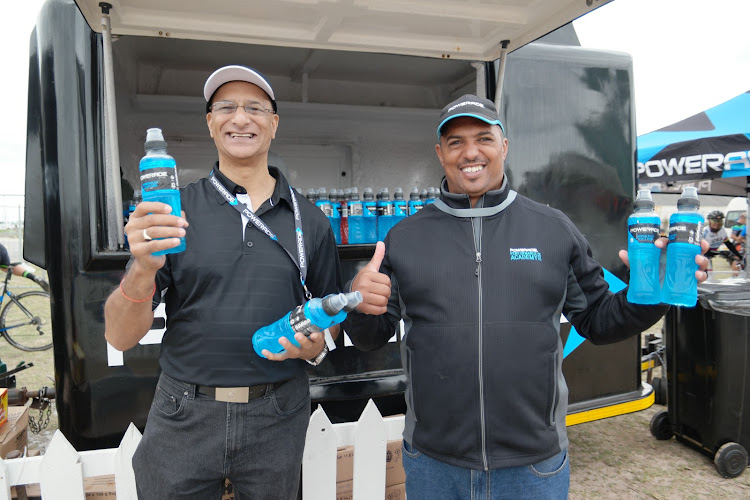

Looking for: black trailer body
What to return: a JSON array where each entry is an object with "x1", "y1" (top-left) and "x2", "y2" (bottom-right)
[{"x1": 25, "y1": 0, "x2": 645, "y2": 450}]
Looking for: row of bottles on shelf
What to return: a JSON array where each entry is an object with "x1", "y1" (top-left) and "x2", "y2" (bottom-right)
[{"x1": 308, "y1": 186, "x2": 439, "y2": 244}]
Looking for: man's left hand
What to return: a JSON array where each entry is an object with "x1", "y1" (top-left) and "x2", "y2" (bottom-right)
[
  {"x1": 618, "y1": 237, "x2": 711, "y2": 284},
  {"x1": 262, "y1": 330, "x2": 326, "y2": 362}
]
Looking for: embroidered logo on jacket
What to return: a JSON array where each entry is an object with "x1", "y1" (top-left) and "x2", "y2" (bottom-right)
[{"x1": 509, "y1": 248, "x2": 542, "y2": 261}]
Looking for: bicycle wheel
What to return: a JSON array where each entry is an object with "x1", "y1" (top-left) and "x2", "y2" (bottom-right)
[{"x1": 0, "y1": 291, "x2": 52, "y2": 351}]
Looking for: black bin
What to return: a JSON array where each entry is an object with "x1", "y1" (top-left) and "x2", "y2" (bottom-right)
[{"x1": 651, "y1": 281, "x2": 750, "y2": 478}]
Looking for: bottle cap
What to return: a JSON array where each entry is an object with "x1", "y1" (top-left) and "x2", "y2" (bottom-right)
[
  {"x1": 634, "y1": 189, "x2": 655, "y2": 210},
  {"x1": 343, "y1": 291, "x2": 363, "y2": 312},
  {"x1": 321, "y1": 293, "x2": 348, "y2": 315},
  {"x1": 677, "y1": 186, "x2": 700, "y2": 210},
  {"x1": 144, "y1": 128, "x2": 167, "y2": 151},
  {"x1": 394, "y1": 187, "x2": 404, "y2": 200}
]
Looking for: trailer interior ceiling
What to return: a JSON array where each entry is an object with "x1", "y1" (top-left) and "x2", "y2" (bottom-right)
[{"x1": 75, "y1": 0, "x2": 612, "y2": 61}]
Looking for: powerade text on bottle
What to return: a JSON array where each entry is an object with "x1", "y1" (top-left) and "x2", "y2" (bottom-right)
[
  {"x1": 626, "y1": 190, "x2": 662, "y2": 304},
  {"x1": 662, "y1": 187, "x2": 703, "y2": 307},
  {"x1": 392, "y1": 187, "x2": 407, "y2": 227},
  {"x1": 139, "y1": 128, "x2": 185, "y2": 255},
  {"x1": 347, "y1": 188, "x2": 366, "y2": 244},
  {"x1": 408, "y1": 187, "x2": 423, "y2": 216},
  {"x1": 362, "y1": 188, "x2": 378, "y2": 243},
  {"x1": 376, "y1": 188, "x2": 393, "y2": 241}
]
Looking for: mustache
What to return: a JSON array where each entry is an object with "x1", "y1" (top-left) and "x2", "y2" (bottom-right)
[{"x1": 458, "y1": 157, "x2": 487, "y2": 168}]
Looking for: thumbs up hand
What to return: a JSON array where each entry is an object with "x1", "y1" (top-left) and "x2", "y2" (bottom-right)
[{"x1": 352, "y1": 241, "x2": 392, "y2": 315}]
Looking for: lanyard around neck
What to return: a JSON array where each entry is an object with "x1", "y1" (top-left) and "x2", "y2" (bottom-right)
[{"x1": 209, "y1": 171, "x2": 311, "y2": 299}]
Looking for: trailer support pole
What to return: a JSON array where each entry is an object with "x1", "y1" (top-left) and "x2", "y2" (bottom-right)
[
  {"x1": 100, "y1": 2, "x2": 125, "y2": 250},
  {"x1": 494, "y1": 40, "x2": 510, "y2": 113}
]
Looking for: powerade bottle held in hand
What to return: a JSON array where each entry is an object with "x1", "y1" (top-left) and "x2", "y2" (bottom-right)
[
  {"x1": 139, "y1": 128, "x2": 185, "y2": 255},
  {"x1": 408, "y1": 187, "x2": 423, "y2": 216},
  {"x1": 252, "y1": 292, "x2": 363, "y2": 358},
  {"x1": 376, "y1": 188, "x2": 393, "y2": 241},
  {"x1": 662, "y1": 187, "x2": 703, "y2": 307},
  {"x1": 626, "y1": 190, "x2": 662, "y2": 304},
  {"x1": 393, "y1": 187, "x2": 407, "y2": 226},
  {"x1": 348, "y1": 187, "x2": 365, "y2": 244},
  {"x1": 362, "y1": 187, "x2": 378, "y2": 243}
]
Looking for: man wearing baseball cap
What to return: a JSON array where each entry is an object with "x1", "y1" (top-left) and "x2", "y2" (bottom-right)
[
  {"x1": 342, "y1": 94, "x2": 710, "y2": 499},
  {"x1": 105, "y1": 65, "x2": 342, "y2": 498}
]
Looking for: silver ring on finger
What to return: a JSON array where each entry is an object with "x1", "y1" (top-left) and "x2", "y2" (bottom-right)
[{"x1": 143, "y1": 228, "x2": 153, "y2": 241}]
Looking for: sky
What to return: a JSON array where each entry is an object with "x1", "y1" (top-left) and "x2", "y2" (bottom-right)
[{"x1": 1, "y1": 0, "x2": 750, "y2": 200}]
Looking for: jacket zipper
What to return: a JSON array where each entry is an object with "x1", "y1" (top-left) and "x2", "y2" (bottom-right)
[{"x1": 471, "y1": 214, "x2": 489, "y2": 470}]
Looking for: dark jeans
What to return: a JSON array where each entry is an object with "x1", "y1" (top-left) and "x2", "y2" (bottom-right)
[
  {"x1": 132, "y1": 372, "x2": 310, "y2": 499},
  {"x1": 403, "y1": 441, "x2": 569, "y2": 500}
]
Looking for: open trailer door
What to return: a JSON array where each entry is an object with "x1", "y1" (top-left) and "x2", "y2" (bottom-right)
[{"x1": 26, "y1": 0, "x2": 628, "y2": 450}]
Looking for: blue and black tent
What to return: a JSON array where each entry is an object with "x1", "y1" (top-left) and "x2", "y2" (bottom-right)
[{"x1": 637, "y1": 91, "x2": 750, "y2": 195}]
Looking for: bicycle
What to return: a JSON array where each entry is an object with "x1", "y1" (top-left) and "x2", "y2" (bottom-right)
[{"x1": 0, "y1": 263, "x2": 52, "y2": 351}]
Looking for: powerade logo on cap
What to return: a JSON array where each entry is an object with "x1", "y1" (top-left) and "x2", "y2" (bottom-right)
[
  {"x1": 510, "y1": 248, "x2": 542, "y2": 261},
  {"x1": 448, "y1": 101, "x2": 487, "y2": 113}
]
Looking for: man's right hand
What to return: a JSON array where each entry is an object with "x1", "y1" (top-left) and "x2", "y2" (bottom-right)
[
  {"x1": 352, "y1": 241, "x2": 391, "y2": 315},
  {"x1": 125, "y1": 201, "x2": 188, "y2": 271}
]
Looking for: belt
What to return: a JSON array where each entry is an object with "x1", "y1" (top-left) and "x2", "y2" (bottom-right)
[{"x1": 197, "y1": 382, "x2": 281, "y2": 403}]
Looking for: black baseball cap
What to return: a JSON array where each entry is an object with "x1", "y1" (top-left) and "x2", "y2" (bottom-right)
[{"x1": 437, "y1": 94, "x2": 505, "y2": 138}]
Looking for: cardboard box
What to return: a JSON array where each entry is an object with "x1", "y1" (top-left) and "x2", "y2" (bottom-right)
[
  {"x1": 0, "y1": 405, "x2": 28, "y2": 459},
  {"x1": 337, "y1": 440, "x2": 405, "y2": 487},
  {"x1": 12, "y1": 474, "x2": 116, "y2": 499},
  {"x1": 336, "y1": 482, "x2": 406, "y2": 500}
]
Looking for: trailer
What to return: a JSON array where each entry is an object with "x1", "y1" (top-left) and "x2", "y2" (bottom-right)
[{"x1": 23, "y1": 0, "x2": 650, "y2": 451}]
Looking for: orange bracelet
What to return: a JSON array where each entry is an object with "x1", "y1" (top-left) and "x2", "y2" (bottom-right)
[{"x1": 120, "y1": 279, "x2": 156, "y2": 303}]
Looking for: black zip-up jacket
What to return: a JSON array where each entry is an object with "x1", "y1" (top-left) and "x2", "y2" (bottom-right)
[{"x1": 343, "y1": 177, "x2": 668, "y2": 470}]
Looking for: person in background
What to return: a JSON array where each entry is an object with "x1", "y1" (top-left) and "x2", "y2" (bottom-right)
[
  {"x1": 730, "y1": 212, "x2": 746, "y2": 272},
  {"x1": 702, "y1": 210, "x2": 742, "y2": 275},
  {"x1": 342, "y1": 94, "x2": 710, "y2": 500},
  {"x1": 0, "y1": 242, "x2": 49, "y2": 292},
  {"x1": 104, "y1": 65, "x2": 342, "y2": 499}
]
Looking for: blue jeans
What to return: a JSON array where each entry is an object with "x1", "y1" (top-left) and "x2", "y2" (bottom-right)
[
  {"x1": 402, "y1": 441, "x2": 569, "y2": 500},
  {"x1": 132, "y1": 372, "x2": 310, "y2": 499}
]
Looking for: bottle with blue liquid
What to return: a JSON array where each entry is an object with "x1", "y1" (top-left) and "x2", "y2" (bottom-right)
[
  {"x1": 662, "y1": 187, "x2": 703, "y2": 307},
  {"x1": 252, "y1": 291, "x2": 363, "y2": 358},
  {"x1": 425, "y1": 187, "x2": 437, "y2": 204},
  {"x1": 626, "y1": 190, "x2": 662, "y2": 304},
  {"x1": 347, "y1": 187, "x2": 365, "y2": 244},
  {"x1": 316, "y1": 188, "x2": 341, "y2": 244},
  {"x1": 392, "y1": 187, "x2": 407, "y2": 227},
  {"x1": 362, "y1": 188, "x2": 378, "y2": 243},
  {"x1": 408, "y1": 187, "x2": 423, "y2": 216},
  {"x1": 377, "y1": 188, "x2": 393, "y2": 241},
  {"x1": 139, "y1": 128, "x2": 185, "y2": 255}
]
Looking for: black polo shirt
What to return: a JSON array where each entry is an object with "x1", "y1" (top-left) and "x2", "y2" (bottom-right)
[{"x1": 148, "y1": 164, "x2": 342, "y2": 387}]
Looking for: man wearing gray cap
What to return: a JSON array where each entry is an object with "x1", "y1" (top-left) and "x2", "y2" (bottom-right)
[
  {"x1": 104, "y1": 65, "x2": 342, "y2": 498},
  {"x1": 343, "y1": 94, "x2": 710, "y2": 499}
]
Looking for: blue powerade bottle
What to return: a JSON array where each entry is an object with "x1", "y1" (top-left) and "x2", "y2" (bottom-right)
[
  {"x1": 392, "y1": 187, "x2": 407, "y2": 227},
  {"x1": 139, "y1": 128, "x2": 185, "y2": 255},
  {"x1": 408, "y1": 187, "x2": 423, "y2": 216},
  {"x1": 347, "y1": 187, "x2": 364, "y2": 244},
  {"x1": 316, "y1": 188, "x2": 341, "y2": 244},
  {"x1": 626, "y1": 190, "x2": 662, "y2": 304},
  {"x1": 662, "y1": 187, "x2": 703, "y2": 307},
  {"x1": 377, "y1": 188, "x2": 393, "y2": 241},
  {"x1": 362, "y1": 188, "x2": 378, "y2": 243},
  {"x1": 252, "y1": 292, "x2": 363, "y2": 358}
]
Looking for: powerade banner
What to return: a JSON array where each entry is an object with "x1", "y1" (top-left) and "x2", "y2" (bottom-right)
[{"x1": 637, "y1": 91, "x2": 750, "y2": 185}]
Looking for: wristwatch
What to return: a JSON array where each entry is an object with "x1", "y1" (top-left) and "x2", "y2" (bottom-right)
[{"x1": 306, "y1": 344, "x2": 329, "y2": 366}]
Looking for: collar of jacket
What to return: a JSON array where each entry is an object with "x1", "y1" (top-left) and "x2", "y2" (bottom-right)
[{"x1": 439, "y1": 175, "x2": 510, "y2": 210}]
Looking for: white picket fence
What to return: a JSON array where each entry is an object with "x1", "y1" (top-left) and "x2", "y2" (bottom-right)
[{"x1": 0, "y1": 400, "x2": 405, "y2": 499}]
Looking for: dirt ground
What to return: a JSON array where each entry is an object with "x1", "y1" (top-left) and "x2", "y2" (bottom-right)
[{"x1": 5, "y1": 259, "x2": 750, "y2": 498}]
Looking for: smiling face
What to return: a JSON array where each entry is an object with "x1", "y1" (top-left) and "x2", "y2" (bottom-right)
[
  {"x1": 206, "y1": 80, "x2": 279, "y2": 168},
  {"x1": 435, "y1": 116, "x2": 508, "y2": 206}
]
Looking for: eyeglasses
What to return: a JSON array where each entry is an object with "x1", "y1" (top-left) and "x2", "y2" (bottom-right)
[{"x1": 209, "y1": 101, "x2": 275, "y2": 116}]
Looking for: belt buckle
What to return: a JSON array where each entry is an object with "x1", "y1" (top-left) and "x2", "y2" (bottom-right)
[{"x1": 215, "y1": 387, "x2": 250, "y2": 403}]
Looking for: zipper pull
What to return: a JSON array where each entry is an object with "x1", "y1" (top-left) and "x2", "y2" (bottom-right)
[{"x1": 475, "y1": 252, "x2": 482, "y2": 276}]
